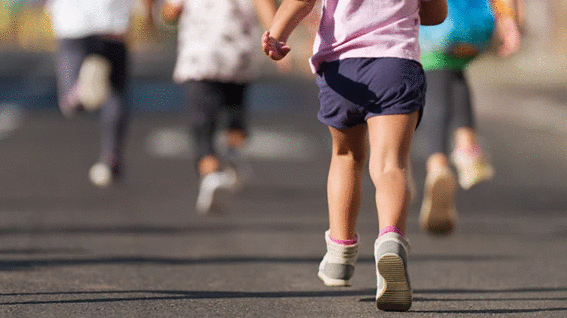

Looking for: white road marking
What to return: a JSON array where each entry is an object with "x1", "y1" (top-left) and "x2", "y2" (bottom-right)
[{"x1": 146, "y1": 127, "x2": 323, "y2": 161}]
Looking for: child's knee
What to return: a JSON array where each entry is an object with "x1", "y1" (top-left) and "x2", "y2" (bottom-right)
[
  {"x1": 332, "y1": 148, "x2": 367, "y2": 167},
  {"x1": 369, "y1": 161, "x2": 407, "y2": 183}
]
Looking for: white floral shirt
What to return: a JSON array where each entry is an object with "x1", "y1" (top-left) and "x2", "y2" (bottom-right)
[{"x1": 167, "y1": 0, "x2": 263, "y2": 83}]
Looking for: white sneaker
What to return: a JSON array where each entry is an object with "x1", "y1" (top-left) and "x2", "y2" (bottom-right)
[
  {"x1": 77, "y1": 55, "x2": 111, "y2": 112},
  {"x1": 450, "y1": 147, "x2": 495, "y2": 190},
  {"x1": 317, "y1": 230, "x2": 359, "y2": 287},
  {"x1": 419, "y1": 166, "x2": 458, "y2": 235},
  {"x1": 89, "y1": 162, "x2": 114, "y2": 188},
  {"x1": 195, "y1": 171, "x2": 237, "y2": 215},
  {"x1": 375, "y1": 232, "x2": 412, "y2": 311},
  {"x1": 225, "y1": 160, "x2": 253, "y2": 193}
]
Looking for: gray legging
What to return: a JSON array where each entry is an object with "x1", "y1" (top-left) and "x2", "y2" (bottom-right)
[
  {"x1": 56, "y1": 36, "x2": 129, "y2": 169},
  {"x1": 183, "y1": 80, "x2": 247, "y2": 167},
  {"x1": 420, "y1": 69, "x2": 475, "y2": 157}
]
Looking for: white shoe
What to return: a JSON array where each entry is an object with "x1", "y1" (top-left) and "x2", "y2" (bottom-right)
[
  {"x1": 375, "y1": 233, "x2": 412, "y2": 311},
  {"x1": 195, "y1": 171, "x2": 236, "y2": 215},
  {"x1": 77, "y1": 55, "x2": 111, "y2": 112},
  {"x1": 317, "y1": 230, "x2": 359, "y2": 287},
  {"x1": 89, "y1": 162, "x2": 114, "y2": 188},
  {"x1": 450, "y1": 147, "x2": 495, "y2": 190},
  {"x1": 225, "y1": 160, "x2": 253, "y2": 193},
  {"x1": 419, "y1": 166, "x2": 458, "y2": 235}
]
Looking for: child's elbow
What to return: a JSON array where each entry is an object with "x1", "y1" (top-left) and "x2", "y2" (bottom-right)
[
  {"x1": 422, "y1": 15, "x2": 447, "y2": 26},
  {"x1": 421, "y1": 9, "x2": 448, "y2": 26}
]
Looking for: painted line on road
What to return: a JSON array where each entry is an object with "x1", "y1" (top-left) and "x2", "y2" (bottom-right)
[{"x1": 146, "y1": 127, "x2": 325, "y2": 161}]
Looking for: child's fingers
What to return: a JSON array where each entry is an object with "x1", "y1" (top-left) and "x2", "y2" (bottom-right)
[
  {"x1": 260, "y1": 31, "x2": 291, "y2": 60},
  {"x1": 281, "y1": 45, "x2": 291, "y2": 54},
  {"x1": 268, "y1": 51, "x2": 282, "y2": 61},
  {"x1": 262, "y1": 31, "x2": 270, "y2": 43}
]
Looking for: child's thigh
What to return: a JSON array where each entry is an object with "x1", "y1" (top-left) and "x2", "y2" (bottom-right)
[{"x1": 367, "y1": 112, "x2": 420, "y2": 166}]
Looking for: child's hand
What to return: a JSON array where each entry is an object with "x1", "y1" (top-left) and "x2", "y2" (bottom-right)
[{"x1": 262, "y1": 31, "x2": 291, "y2": 60}]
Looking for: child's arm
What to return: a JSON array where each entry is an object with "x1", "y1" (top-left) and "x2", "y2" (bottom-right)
[
  {"x1": 253, "y1": 0, "x2": 278, "y2": 30},
  {"x1": 262, "y1": 0, "x2": 317, "y2": 60},
  {"x1": 492, "y1": 0, "x2": 521, "y2": 56},
  {"x1": 419, "y1": 0, "x2": 448, "y2": 26},
  {"x1": 161, "y1": 0, "x2": 183, "y2": 25}
]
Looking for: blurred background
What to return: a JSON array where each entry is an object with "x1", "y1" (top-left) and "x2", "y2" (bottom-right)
[
  {"x1": 0, "y1": 0, "x2": 565, "y2": 109},
  {"x1": 0, "y1": 0, "x2": 566, "y2": 160},
  {"x1": 0, "y1": 0, "x2": 322, "y2": 115},
  {"x1": 0, "y1": 0, "x2": 565, "y2": 112}
]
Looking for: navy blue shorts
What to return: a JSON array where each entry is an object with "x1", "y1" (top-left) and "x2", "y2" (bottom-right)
[{"x1": 316, "y1": 57, "x2": 426, "y2": 130}]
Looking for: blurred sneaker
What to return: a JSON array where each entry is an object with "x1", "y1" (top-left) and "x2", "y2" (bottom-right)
[
  {"x1": 77, "y1": 55, "x2": 111, "y2": 112},
  {"x1": 419, "y1": 166, "x2": 458, "y2": 235},
  {"x1": 318, "y1": 230, "x2": 359, "y2": 287},
  {"x1": 60, "y1": 85, "x2": 84, "y2": 118},
  {"x1": 450, "y1": 147, "x2": 495, "y2": 190},
  {"x1": 89, "y1": 162, "x2": 120, "y2": 188},
  {"x1": 375, "y1": 232, "x2": 412, "y2": 311},
  {"x1": 225, "y1": 153, "x2": 253, "y2": 193},
  {"x1": 195, "y1": 171, "x2": 236, "y2": 215}
]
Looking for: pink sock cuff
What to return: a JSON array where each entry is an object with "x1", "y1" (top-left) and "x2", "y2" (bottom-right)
[
  {"x1": 379, "y1": 226, "x2": 405, "y2": 237},
  {"x1": 329, "y1": 235, "x2": 358, "y2": 245},
  {"x1": 454, "y1": 145, "x2": 482, "y2": 155}
]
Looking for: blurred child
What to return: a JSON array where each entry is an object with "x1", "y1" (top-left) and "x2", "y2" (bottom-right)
[
  {"x1": 418, "y1": 0, "x2": 522, "y2": 235},
  {"x1": 45, "y1": 0, "x2": 155, "y2": 188},
  {"x1": 262, "y1": 0, "x2": 447, "y2": 311},
  {"x1": 161, "y1": 0, "x2": 280, "y2": 214}
]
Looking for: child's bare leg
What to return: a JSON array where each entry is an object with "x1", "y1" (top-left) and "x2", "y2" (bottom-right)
[
  {"x1": 427, "y1": 152, "x2": 450, "y2": 171},
  {"x1": 318, "y1": 124, "x2": 367, "y2": 287},
  {"x1": 327, "y1": 124, "x2": 368, "y2": 240},
  {"x1": 198, "y1": 154, "x2": 221, "y2": 178},
  {"x1": 226, "y1": 129, "x2": 247, "y2": 149},
  {"x1": 367, "y1": 112, "x2": 419, "y2": 234},
  {"x1": 454, "y1": 127, "x2": 478, "y2": 151}
]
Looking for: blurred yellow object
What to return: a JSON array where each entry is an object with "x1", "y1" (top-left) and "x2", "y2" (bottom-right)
[
  {"x1": 17, "y1": 7, "x2": 55, "y2": 51},
  {"x1": 0, "y1": 6, "x2": 9, "y2": 30},
  {"x1": 492, "y1": 0, "x2": 515, "y2": 18}
]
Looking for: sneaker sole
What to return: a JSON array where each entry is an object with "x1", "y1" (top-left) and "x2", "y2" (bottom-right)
[
  {"x1": 196, "y1": 185, "x2": 229, "y2": 215},
  {"x1": 89, "y1": 163, "x2": 113, "y2": 188},
  {"x1": 196, "y1": 187, "x2": 219, "y2": 215},
  {"x1": 420, "y1": 172, "x2": 457, "y2": 235},
  {"x1": 77, "y1": 55, "x2": 111, "y2": 112},
  {"x1": 317, "y1": 271, "x2": 351, "y2": 287},
  {"x1": 376, "y1": 254, "x2": 411, "y2": 311},
  {"x1": 458, "y1": 164, "x2": 495, "y2": 190}
]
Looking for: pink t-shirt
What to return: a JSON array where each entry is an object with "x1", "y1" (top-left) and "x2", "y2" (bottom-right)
[{"x1": 310, "y1": 0, "x2": 423, "y2": 73}]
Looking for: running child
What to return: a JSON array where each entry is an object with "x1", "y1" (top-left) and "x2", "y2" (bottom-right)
[
  {"x1": 262, "y1": 0, "x2": 447, "y2": 312},
  {"x1": 45, "y1": 0, "x2": 156, "y2": 188},
  {"x1": 161, "y1": 0, "x2": 280, "y2": 214},
  {"x1": 418, "y1": 0, "x2": 522, "y2": 235}
]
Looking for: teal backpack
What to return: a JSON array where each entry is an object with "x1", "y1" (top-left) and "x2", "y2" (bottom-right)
[{"x1": 420, "y1": 0, "x2": 495, "y2": 55}]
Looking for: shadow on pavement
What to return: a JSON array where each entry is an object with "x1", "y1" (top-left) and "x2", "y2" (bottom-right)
[
  {"x1": 0, "y1": 254, "x2": 521, "y2": 272},
  {"x1": 0, "y1": 289, "x2": 376, "y2": 305}
]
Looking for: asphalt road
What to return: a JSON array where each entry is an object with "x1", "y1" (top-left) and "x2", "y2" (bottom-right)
[{"x1": 0, "y1": 71, "x2": 566, "y2": 317}]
